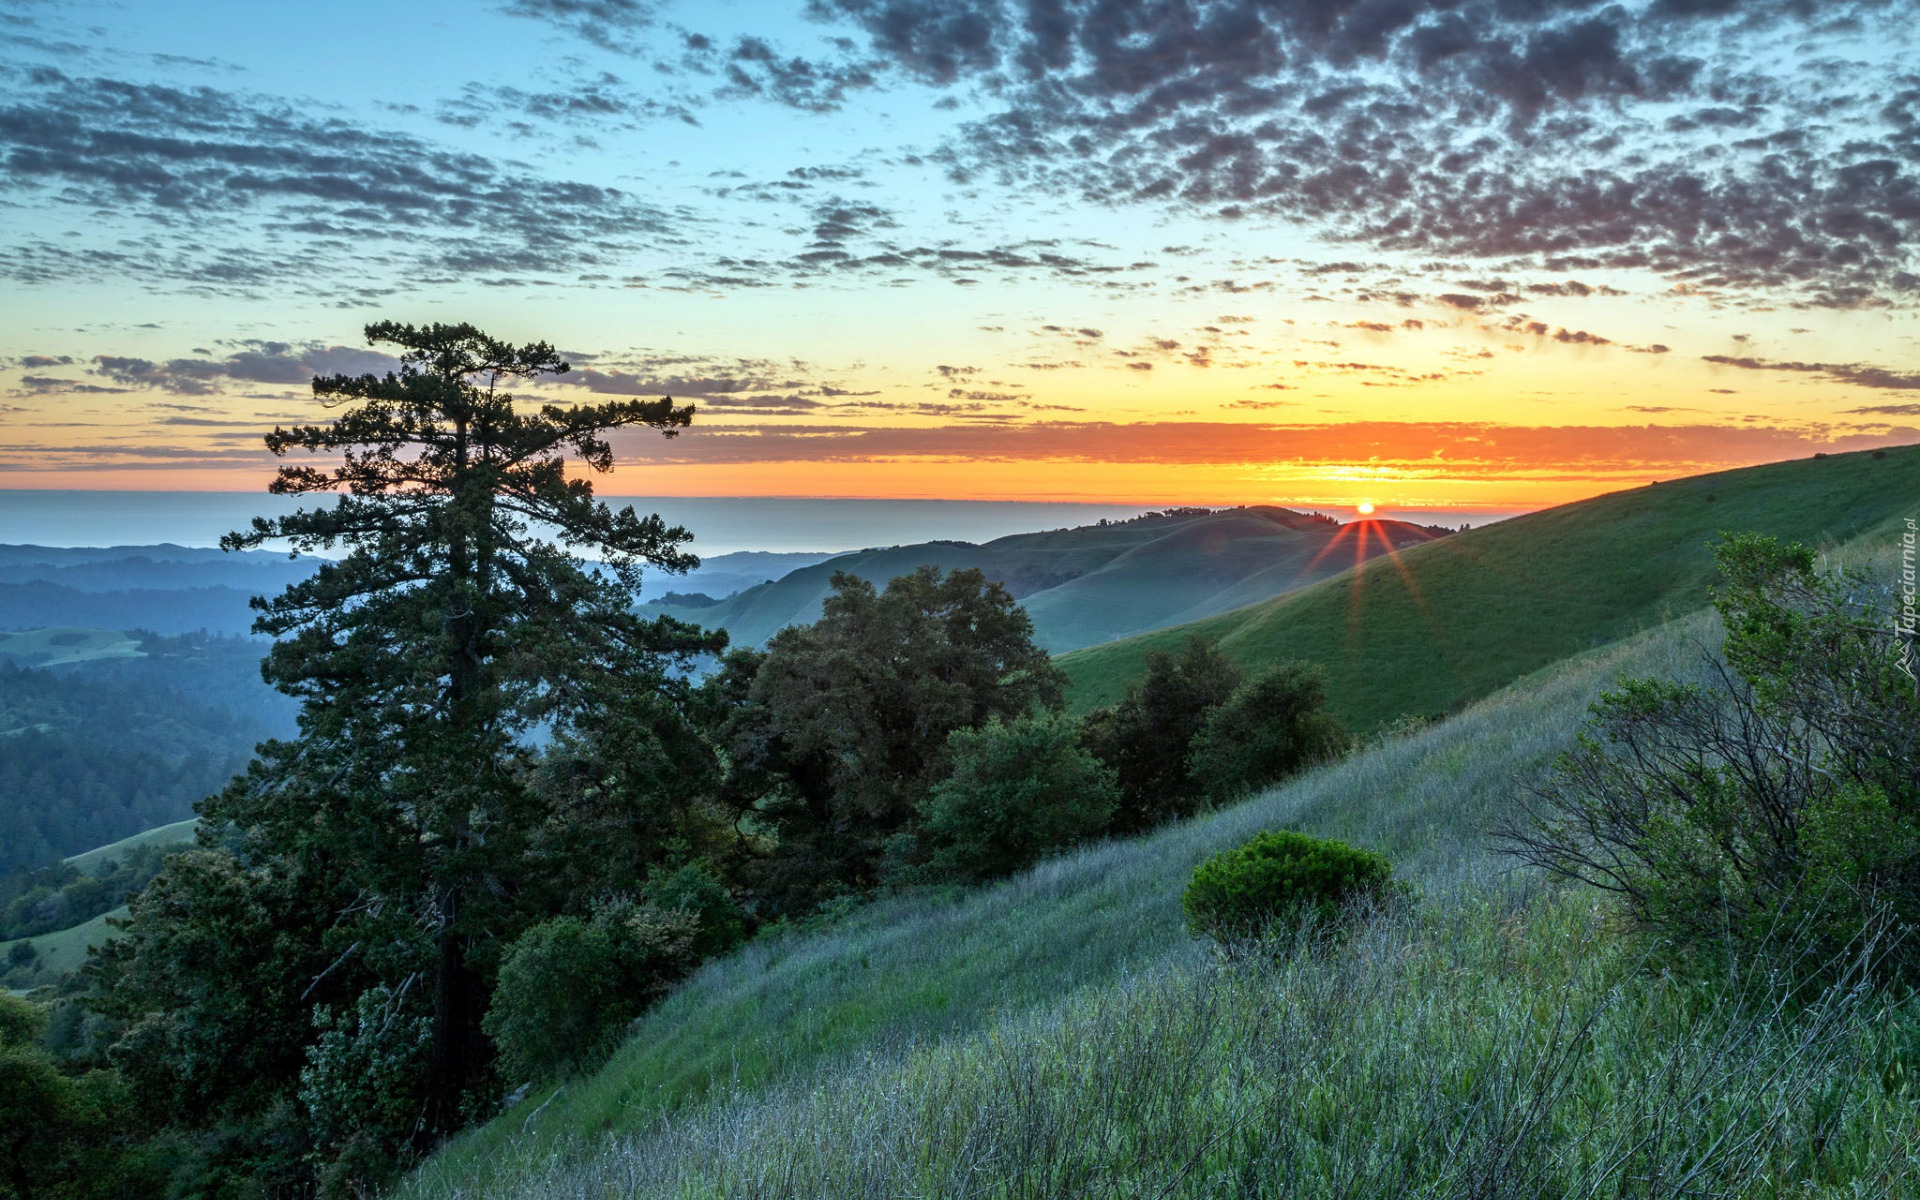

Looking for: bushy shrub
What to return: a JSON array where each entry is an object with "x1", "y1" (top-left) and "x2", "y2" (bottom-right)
[
  {"x1": 483, "y1": 900, "x2": 698, "y2": 1082},
  {"x1": 916, "y1": 715, "x2": 1120, "y2": 882},
  {"x1": 1183, "y1": 830, "x2": 1397, "y2": 940},
  {"x1": 647, "y1": 863, "x2": 748, "y2": 959},
  {"x1": 1188, "y1": 663, "x2": 1351, "y2": 802},
  {"x1": 297, "y1": 984, "x2": 431, "y2": 1184},
  {"x1": 1506, "y1": 534, "x2": 1920, "y2": 982},
  {"x1": 1082, "y1": 636, "x2": 1242, "y2": 832}
]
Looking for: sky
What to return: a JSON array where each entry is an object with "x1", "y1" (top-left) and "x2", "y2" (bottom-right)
[{"x1": 0, "y1": 0, "x2": 1917, "y2": 512}]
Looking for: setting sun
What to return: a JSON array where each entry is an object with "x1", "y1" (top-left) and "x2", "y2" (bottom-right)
[{"x1": 1356, "y1": 501, "x2": 1375, "y2": 516}]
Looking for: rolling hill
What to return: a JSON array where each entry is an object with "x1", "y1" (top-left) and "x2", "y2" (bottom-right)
[
  {"x1": 638, "y1": 506, "x2": 1448, "y2": 653},
  {"x1": 1061, "y1": 445, "x2": 1920, "y2": 731}
]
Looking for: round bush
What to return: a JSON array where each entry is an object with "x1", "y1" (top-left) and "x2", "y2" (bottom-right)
[
  {"x1": 918, "y1": 715, "x2": 1119, "y2": 882},
  {"x1": 1183, "y1": 830, "x2": 1395, "y2": 940},
  {"x1": 483, "y1": 901, "x2": 698, "y2": 1081}
]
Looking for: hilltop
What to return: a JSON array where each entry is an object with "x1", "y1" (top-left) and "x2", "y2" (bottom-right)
[
  {"x1": 1062, "y1": 445, "x2": 1920, "y2": 731},
  {"x1": 639, "y1": 506, "x2": 1447, "y2": 653}
]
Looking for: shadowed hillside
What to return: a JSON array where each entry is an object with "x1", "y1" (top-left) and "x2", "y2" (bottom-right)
[
  {"x1": 1061, "y1": 445, "x2": 1920, "y2": 731},
  {"x1": 640, "y1": 506, "x2": 1445, "y2": 653}
]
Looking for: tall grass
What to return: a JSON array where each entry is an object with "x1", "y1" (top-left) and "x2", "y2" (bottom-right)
[{"x1": 421, "y1": 895, "x2": 1919, "y2": 1198}]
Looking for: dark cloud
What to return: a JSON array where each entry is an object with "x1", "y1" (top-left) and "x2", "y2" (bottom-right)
[
  {"x1": 704, "y1": 35, "x2": 884, "y2": 113},
  {"x1": 499, "y1": 0, "x2": 661, "y2": 51},
  {"x1": 0, "y1": 67, "x2": 692, "y2": 291},
  {"x1": 1701, "y1": 355, "x2": 1920, "y2": 391},
  {"x1": 11, "y1": 375, "x2": 131, "y2": 395},
  {"x1": 87, "y1": 343, "x2": 402, "y2": 394}
]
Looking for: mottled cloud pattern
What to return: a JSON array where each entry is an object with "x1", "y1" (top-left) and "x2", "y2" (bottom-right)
[
  {"x1": 0, "y1": 67, "x2": 693, "y2": 291},
  {"x1": 800, "y1": 0, "x2": 1919, "y2": 307}
]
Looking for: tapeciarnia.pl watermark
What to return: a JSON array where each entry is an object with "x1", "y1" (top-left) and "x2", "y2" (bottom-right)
[{"x1": 1899, "y1": 515, "x2": 1918, "y2": 684}]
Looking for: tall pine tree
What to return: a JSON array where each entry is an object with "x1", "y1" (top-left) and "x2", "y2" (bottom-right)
[{"x1": 213, "y1": 320, "x2": 722, "y2": 1131}]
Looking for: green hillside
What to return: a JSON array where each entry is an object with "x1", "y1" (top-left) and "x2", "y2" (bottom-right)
[
  {"x1": 64, "y1": 817, "x2": 198, "y2": 874},
  {"x1": 412, "y1": 608, "x2": 1700, "y2": 1197},
  {"x1": 640, "y1": 506, "x2": 1442, "y2": 653},
  {"x1": 4, "y1": 906, "x2": 126, "y2": 989},
  {"x1": 1061, "y1": 445, "x2": 1920, "y2": 730},
  {"x1": 410, "y1": 548, "x2": 1918, "y2": 1198}
]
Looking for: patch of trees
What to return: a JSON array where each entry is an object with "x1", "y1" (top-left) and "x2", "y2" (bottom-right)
[
  {"x1": 0, "y1": 658, "x2": 271, "y2": 873},
  {"x1": 11, "y1": 322, "x2": 1355, "y2": 1200}
]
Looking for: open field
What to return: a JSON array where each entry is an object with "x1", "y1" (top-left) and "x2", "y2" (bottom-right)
[
  {"x1": 1060, "y1": 444, "x2": 1920, "y2": 731},
  {"x1": 0, "y1": 627, "x2": 144, "y2": 668},
  {"x1": 63, "y1": 817, "x2": 198, "y2": 874},
  {"x1": 16, "y1": 906, "x2": 126, "y2": 978}
]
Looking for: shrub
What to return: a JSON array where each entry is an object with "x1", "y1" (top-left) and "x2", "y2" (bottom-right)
[
  {"x1": 647, "y1": 863, "x2": 747, "y2": 960},
  {"x1": 1505, "y1": 534, "x2": 1920, "y2": 982},
  {"x1": 1188, "y1": 663, "x2": 1351, "y2": 803},
  {"x1": 1082, "y1": 636, "x2": 1241, "y2": 833},
  {"x1": 1183, "y1": 830, "x2": 1397, "y2": 940},
  {"x1": 297, "y1": 984, "x2": 432, "y2": 1178},
  {"x1": 915, "y1": 715, "x2": 1120, "y2": 882},
  {"x1": 483, "y1": 900, "x2": 699, "y2": 1082}
]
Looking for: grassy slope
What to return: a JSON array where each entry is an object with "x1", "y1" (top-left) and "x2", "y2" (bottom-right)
[
  {"x1": 642, "y1": 508, "x2": 1438, "y2": 653},
  {"x1": 64, "y1": 817, "x2": 198, "y2": 873},
  {"x1": 410, "y1": 514, "x2": 1920, "y2": 1198},
  {"x1": 19, "y1": 905, "x2": 126, "y2": 976},
  {"x1": 0, "y1": 627, "x2": 143, "y2": 667},
  {"x1": 411, "y1": 604, "x2": 1729, "y2": 1198},
  {"x1": 1061, "y1": 444, "x2": 1920, "y2": 730}
]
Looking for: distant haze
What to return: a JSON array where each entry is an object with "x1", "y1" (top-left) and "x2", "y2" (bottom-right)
[{"x1": 0, "y1": 492, "x2": 1524, "y2": 557}]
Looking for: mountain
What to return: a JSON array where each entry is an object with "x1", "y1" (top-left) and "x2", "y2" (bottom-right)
[
  {"x1": 0, "y1": 544, "x2": 325, "y2": 635},
  {"x1": 637, "y1": 507, "x2": 1449, "y2": 653},
  {"x1": 637, "y1": 550, "x2": 843, "y2": 605},
  {"x1": 1060, "y1": 444, "x2": 1920, "y2": 731}
]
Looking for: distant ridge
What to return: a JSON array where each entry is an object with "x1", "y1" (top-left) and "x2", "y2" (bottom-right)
[
  {"x1": 1060, "y1": 445, "x2": 1920, "y2": 731},
  {"x1": 637, "y1": 506, "x2": 1451, "y2": 654}
]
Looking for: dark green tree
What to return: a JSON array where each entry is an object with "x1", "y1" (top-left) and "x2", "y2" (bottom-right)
[
  {"x1": 1081, "y1": 635, "x2": 1242, "y2": 832},
  {"x1": 718, "y1": 566, "x2": 1064, "y2": 909},
  {"x1": 104, "y1": 321, "x2": 723, "y2": 1158},
  {"x1": 914, "y1": 714, "x2": 1118, "y2": 883},
  {"x1": 1187, "y1": 663, "x2": 1351, "y2": 803}
]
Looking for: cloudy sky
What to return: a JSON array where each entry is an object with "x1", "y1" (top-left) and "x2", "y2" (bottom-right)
[{"x1": 1, "y1": 0, "x2": 1916, "y2": 509}]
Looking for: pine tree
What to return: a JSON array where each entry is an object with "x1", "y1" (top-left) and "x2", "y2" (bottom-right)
[{"x1": 212, "y1": 320, "x2": 723, "y2": 1132}]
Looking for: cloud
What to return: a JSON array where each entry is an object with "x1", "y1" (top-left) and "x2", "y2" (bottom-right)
[
  {"x1": 86, "y1": 342, "x2": 403, "y2": 394},
  {"x1": 700, "y1": 35, "x2": 884, "y2": 113},
  {"x1": 0, "y1": 67, "x2": 692, "y2": 291},
  {"x1": 1701, "y1": 355, "x2": 1920, "y2": 391},
  {"x1": 11, "y1": 375, "x2": 131, "y2": 396},
  {"x1": 435, "y1": 75, "x2": 700, "y2": 134},
  {"x1": 498, "y1": 0, "x2": 662, "y2": 51},
  {"x1": 807, "y1": 0, "x2": 1920, "y2": 307},
  {"x1": 603, "y1": 416, "x2": 1918, "y2": 474}
]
